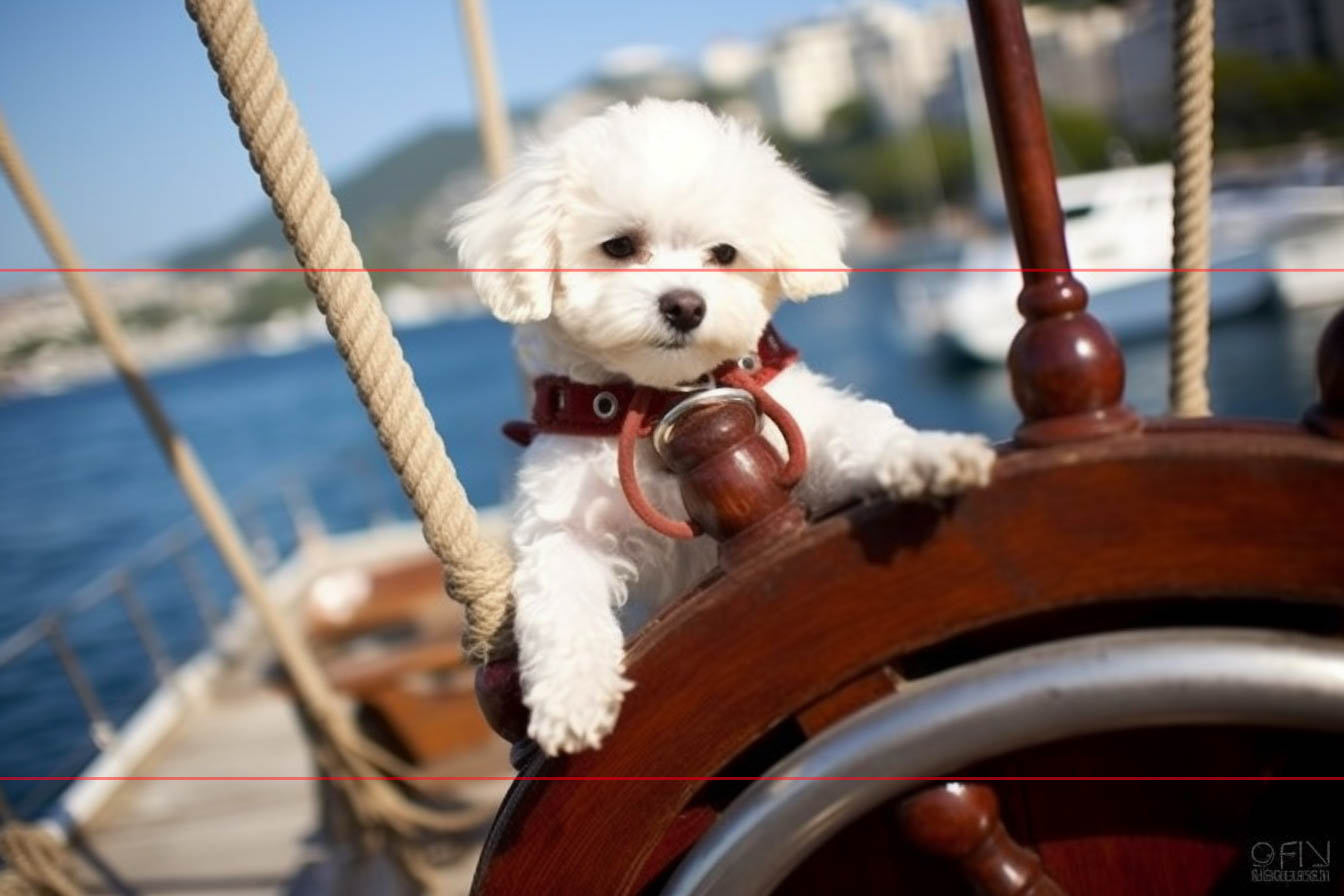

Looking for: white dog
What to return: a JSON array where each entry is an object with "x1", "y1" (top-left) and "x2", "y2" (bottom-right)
[{"x1": 451, "y1": 99, "x2": 994, "y2": 756}]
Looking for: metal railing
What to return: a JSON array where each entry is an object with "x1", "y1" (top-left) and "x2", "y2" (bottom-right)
[{"x1": 0, "y1": 442, "x2": 414, "y2": 819}]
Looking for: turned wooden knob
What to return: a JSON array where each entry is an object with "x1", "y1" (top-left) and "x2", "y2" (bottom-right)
[
  {"x1": 475, "y1": 395, "x2": 808, "y2": 750},
  {"x1": 1305, "y1": 306, "x2": 1344, "y2": 439},
  {"x1": 967, "y1": 0, "x2": 1139, "y2": 448},
  {"x1": 475, "y1": 657, "x2": 528, "y2": 746},
  {"x1": 658, "y1": 397, "x2": 805, "y2": 567},
  {"x1": 898, "y1": 783, "x2": 1068, "y2": 896},
  {"x1": 1009, "y1": 281, "x2": 1140, "y2": 447}
]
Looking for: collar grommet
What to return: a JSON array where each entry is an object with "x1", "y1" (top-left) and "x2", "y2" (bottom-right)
[{"x1": 592, "y1": 391, "x2": 619, "y2": 420}]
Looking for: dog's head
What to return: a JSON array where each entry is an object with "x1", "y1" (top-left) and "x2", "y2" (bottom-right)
[{"x1": 450, "y1": 99, "x2": 848, "y2": 387}]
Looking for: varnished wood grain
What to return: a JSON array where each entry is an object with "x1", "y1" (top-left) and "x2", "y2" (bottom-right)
[
  {"x1": 967, "y1": 0, "x2": 1139, "y2": 444},
  {"x1": 898, "y1": 784, "x2": 1067, "y2": 895},
  {"x1": 660, "y1": 399, "x2": 806, "y2": 566},
  {"x1": 794, "y1": 667, "x2": 899, "y2": 736},
  {"x1": 474, "y1": 396, "x2": 812, "y2": 749},
  {"x1": 1305, "y1": 306, "x2": 1344, "y2": 439},
  {"x1": 475, "y1": 657, "x2": 527, "y2": 746},
  {"x1": 779, "y1": 727, "x2": 1344, "y2": 894},
  {"x1": 472, "y1": 423, "x2": 1344, "y2": 895}
]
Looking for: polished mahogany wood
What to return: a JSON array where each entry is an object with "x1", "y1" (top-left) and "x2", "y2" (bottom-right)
[
  {"x1": 658, "y1": 399, "x2": 806, "y2": 569},
  {"x1": 472, "y1": 423, "x2": 1344, "y2": 895},
  {"x1": 978, "y1": 728, "x2": 1342, "y2": 895},
  {"x1": 1305, "y1": 306, "x2": 1344, "y2": 439},
  {"x1": 966, "y1": 0, "x2": 1139, "y2": 446},
  {"x1": 794, "y1": 667, "x2": 898, "y2": 736},
  {"x1": 899, "y1": 784, "x2": 1067, "y2": 896},
  {"x1": 475, "y1": 397, "x2": 810, "y2": 750},
  {"x1": 475, "y1": 657, "x2": 528, "y2": 746},
  {"x1": 779, "y1": 727, "x2": 1343, "y2": 894}
]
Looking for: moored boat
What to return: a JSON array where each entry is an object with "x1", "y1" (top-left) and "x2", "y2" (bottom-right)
[{"x1": 905, "y1": 163, "x2": 1343, "y2": 363}]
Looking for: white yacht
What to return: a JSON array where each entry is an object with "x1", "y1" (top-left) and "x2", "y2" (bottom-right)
[
  {"x1": 1270, "y1": 217, "x2": 1344, "y2": 310},
  {"x1": 906, "y1": 163, "x2": 1341, "y2": 364}
]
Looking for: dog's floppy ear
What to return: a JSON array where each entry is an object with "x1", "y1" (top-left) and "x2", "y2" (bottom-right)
[
  {"x1": 449, "y1": 151, "x2": 561, "y2": 322},
  {"x1": 766, "y1": 159, "x2": 849, "y2": 302}
]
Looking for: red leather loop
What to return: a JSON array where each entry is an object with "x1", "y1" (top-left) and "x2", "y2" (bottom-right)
[
  {"x1": 719, "y1": 368, "x2": 808, "y2": 488},
  {"x1": 617, "y1": 388, "x2": 702, "y2": 540},
  {"x1": 616, "y1": 375, "x2": 808, "y2": 539}
]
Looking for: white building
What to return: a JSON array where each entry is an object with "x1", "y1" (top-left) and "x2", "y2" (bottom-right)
[
  {"x1": 755, "y1": 0, "x2": 1126, "y2": 142},
  {"x1": 755, "y1": 3, "x2": 953, "y2": 140},
  {"x1": 1026, "y1": 3, "x2": 1128, "y2": 115},
  {"x1": 546, "y1": 0, "x2": 1143, "y2": 146},
  {"x1": 757, "y1": 18, "x2": 859, "y2": 140},
  {"x1": 701, "y1": 39, "x2": 764, "y2": 93},
  {"x1": 851, "y1": 2, "x2": 954, "y2": 132}
]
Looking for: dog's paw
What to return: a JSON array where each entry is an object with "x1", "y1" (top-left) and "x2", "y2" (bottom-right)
[
  {"x1": 875, "y1": 432, "x2": 995, "y2": 499},
  {"x1": 524, "y1": 665, "x2": 634, "y2": 756}
]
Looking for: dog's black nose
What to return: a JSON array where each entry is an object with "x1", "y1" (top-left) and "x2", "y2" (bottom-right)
[{"x1": 658, "y1": 290, "x2": 706, "y2": 333}]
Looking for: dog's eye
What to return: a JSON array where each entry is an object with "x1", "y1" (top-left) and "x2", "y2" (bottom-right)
[
  {"x1": 600, "y1": 236, "x2": 636, "y2": 259},
  {"x1": 710, "y1": 243, "x2": 737, "y2": 265}
]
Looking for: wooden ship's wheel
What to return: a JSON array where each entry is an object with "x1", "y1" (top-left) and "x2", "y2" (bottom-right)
[{"x1": 469, "y1": 1, "x2": 1344, "y2": 893}]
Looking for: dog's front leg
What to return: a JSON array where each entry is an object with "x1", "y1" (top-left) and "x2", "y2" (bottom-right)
[
  {"x1": 512, "y1": 529, "x2": 634, "y2": 756},
  {"x1": 786, "y1": 381, "x2": 995, "y2": 508}
]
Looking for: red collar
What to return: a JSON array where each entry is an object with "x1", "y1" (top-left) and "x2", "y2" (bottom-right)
[{"x1": 503, "y1": 326, "x2": 798, "y2": 446}]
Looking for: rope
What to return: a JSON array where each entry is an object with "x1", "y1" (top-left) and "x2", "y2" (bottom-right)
[
  {"x1": 0, "y1": 109, "x2": 343, "y2": 726},
  {"x1": 618, "y1": 390, "x2": 701, "y2": 540},
  {"x1": 3, "y1": 103, "x2": 493, "y2": 893},
  {"x1": 0, "y1": 825, "x2": 81, "y2": 896},
  {"x1": 720, "y1": 369, "x2": 808, "y2": 488},
  {"x1": 1169, "y1": 0, "x2": 1215, "y2": 417},
  {"x1": 185, "y1": 0, "x2": 515, "y2": 661}
]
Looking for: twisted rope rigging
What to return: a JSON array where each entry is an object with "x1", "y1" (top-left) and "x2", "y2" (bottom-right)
[
  {"x1": 3, "y1": 101, "x2": 494, "y2": 893},
  {"x1": 185, "y1": 0, "x2": 515, "y2": 661},
  {"x1": 1169, "y1": 0, "x2": 1215, "y2": 417},
  {"x1": 0, "y1": 824, "x2": 81, "y2": 896}
]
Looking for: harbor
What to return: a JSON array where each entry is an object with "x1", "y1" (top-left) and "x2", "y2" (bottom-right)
[
  {"x1": 4, "y1": 0, "x2": 1344, "y2": 892},
  {"x1": 3, "y1": 272, "x2": 1337, "y2": 800}
]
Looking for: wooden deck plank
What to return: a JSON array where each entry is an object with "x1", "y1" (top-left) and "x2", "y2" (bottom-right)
[
  {"x1": 78, "y1": 689, "x2": 512, "y2": 895},
  {"x1": 67, "y1": 531, "x2": 516, "y2": 896},
  {"x1": 80, "y1": 691, "x2": 314, "y2": 896}
]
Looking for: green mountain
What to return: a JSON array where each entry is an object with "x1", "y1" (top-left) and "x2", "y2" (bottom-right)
[{"x1": 168, "y1": 123, "x2": 486, "y2": 268}]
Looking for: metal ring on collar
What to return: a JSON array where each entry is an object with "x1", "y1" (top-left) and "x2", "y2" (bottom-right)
[
  {"x1": 652, "y1": 387, "x2": 760, "y2": 462},
  {"x1": 592, "y1": 391, "x2": 619, "y2": 420}
]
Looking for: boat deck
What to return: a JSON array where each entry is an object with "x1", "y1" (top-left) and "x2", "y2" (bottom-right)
[
  {"x1": 79, "y1": 687, "x2": 315, "y2": 895},
  {"x1": 76, "y1": 668, "x2": 512, "y2": 895},
  {"x1": 62, "y1": 526, "x2": 516, "y2": 896}
]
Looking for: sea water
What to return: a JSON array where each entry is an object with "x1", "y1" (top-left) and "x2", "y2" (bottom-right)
[{"x1": 0, "y1": 271, "x2": 1333, "y2": 813}]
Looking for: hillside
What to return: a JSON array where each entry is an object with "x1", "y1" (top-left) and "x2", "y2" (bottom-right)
[{"x1": 168, "y1": 123, "x2": 487, "y2": 268}]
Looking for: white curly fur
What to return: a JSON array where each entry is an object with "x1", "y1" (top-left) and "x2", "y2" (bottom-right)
[{"x1": 450, "y1": 99, "x2": 994, "y2": 756}]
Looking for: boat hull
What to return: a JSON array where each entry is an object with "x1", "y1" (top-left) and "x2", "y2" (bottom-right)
[{"x1": 936, "y1": 250, "x2": 1272, "y2": 365}]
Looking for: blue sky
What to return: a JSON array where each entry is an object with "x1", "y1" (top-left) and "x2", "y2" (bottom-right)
[{"x1": 0, "y1": 0, "x2": 909, "y2": 278}]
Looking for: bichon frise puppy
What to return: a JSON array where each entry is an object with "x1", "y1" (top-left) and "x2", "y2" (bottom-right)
[{"x1": 451, "y1": 99, "x2": 994, "y2": 756}]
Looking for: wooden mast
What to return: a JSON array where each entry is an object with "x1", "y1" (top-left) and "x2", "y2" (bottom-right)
[{"x1": 456, "y1": 0, "x2": 512, "y2": 181}]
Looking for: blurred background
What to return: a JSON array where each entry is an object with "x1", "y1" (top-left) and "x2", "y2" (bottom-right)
[{"x1": 2, "y1": 0, "x2": 1343, "y2": 819}]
